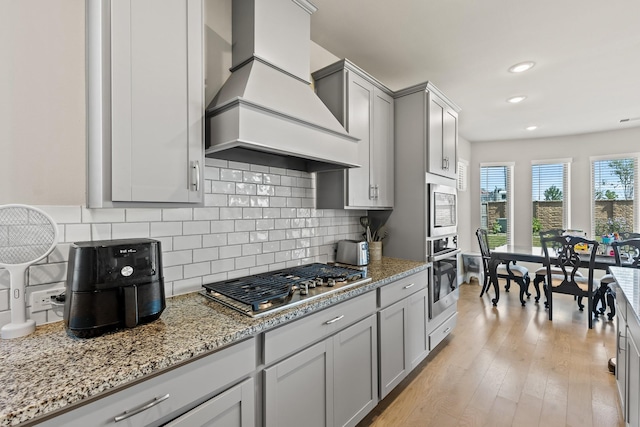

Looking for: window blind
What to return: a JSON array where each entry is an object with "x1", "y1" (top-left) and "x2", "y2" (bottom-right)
[
  {"x1": 532, "y1": 162, "x2": 569, "y2": 237},
  {"x1": 591, "y1": 156, "x2": 638, "y2": 238},
  {"x1": 480, "y1": 165, "x2": 511, "y2": 248}
]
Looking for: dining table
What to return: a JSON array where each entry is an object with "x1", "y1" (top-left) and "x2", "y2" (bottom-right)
[{"x1": 484, "y1": 245, "x2": 620, "y2": 306}]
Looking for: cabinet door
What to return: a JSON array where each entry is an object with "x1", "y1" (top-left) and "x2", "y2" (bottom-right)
[
  {"x1": 372, "y1": 88, "x2": 394, "y2": 208},
  {"x1": 264, "y1": 339, "x2": 333, "y2": 427},
  {"x1": 617, "y1": 305, "x2": 627, "y2": 419},
  {"x1": 628, "y1": 331, "x2": 640, "y2": 426},
  {"x1": 378, "y1": 299, "x2": 408, "y2": 399},
  {"x1": 346, "y1": 71, "x2": 373, "y2": 207},
  {"x1": 407, "y1": 288, "x2": 429, "y2": 369},
  {"x1": 111, "y1": 0, "x2": 203, "y2": 203},
  {"x1": 165, "y1": 378, "x2": 255, "y2": 427},
  {"x1": 333, "y1": 315, "x2": 378, "y2": 427},
  {"x1": 442, "y1": 107, "x2": 458, "y2": 178},
  {"x1": 428, "y1": 95, "x2": 445, "y2": 177}
]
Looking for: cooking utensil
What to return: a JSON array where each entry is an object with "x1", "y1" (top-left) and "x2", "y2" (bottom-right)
[
  {"x1": 0, "y1": 204, "x2": 58, "y2": 339},
  {"x1": 374, "y1": 224, "x2": 388, "y2": 241}
]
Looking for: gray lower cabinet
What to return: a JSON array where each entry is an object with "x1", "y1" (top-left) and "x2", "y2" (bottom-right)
[
  {"x1": 378, "y1": 287, "x2": 428, "y2": 399},
  {"x1": 264, "y1": 314, "x2": 378, "y2": 427},
  {"x1": 87, "y1": 0, "x2": 204, "y2": 207},
  {"x1": 36, "y1": 338, "x2": 256, "y2": 427},
  {"x1": 165, "y1": 378, "x2": 254, "y2": 427},
  {"x1": 616, "y1": 287, "x2": 640, "y2": 426}
]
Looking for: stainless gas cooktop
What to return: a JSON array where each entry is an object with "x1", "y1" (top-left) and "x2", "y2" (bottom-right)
[{"x1": 201, "y1": 263, "x2": 371, "y2": 317}]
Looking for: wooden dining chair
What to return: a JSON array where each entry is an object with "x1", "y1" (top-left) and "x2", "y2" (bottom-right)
[
  {"x1": 595, "y1": 238, "x2": 640, "y2": 320},
  {"x1": 541, "y1": 234, "x2": 599, "y2": 328},
  {"x1": 476, "y1": 228, "x2": 531, "y2": 304},
  {"x1": 532, "y1": 229, "x2": 566, "y2": 303}
]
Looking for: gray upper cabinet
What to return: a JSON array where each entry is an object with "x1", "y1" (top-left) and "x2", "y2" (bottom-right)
[
  {"x1": 87, "y1": 0, "x2": 204, "y2": 207},
  {"x1": 395, "y1": 82, "x2": 460, "y2": 181},
  {"x1": 313, "y1": 59, "x2": 394, "y2": 210}
]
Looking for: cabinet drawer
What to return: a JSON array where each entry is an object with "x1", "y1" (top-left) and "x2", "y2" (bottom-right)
[
  {"x1": 264, "y1": 291, "x2": 376, "y2": 365},
  {"x1": 616, "y1": 285, "x2": 628, "y2": 322},
  {"x1": 37, "y1": 338, "x2": 256, "y2": 427},
  {"x1": 429, "y1": 312, "x2": 457, "y2": 351},
  {"x1": 378, "y1": 270, "x2": 427, "y2": 309}
]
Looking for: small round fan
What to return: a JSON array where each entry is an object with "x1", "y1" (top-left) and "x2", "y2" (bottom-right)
[{"x1": 0, "y1": 204, "x2": 58, "y2": 339}]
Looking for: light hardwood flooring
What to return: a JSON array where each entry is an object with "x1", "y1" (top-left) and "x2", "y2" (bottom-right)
[{"x1": 357, "y1": 279, "x2": 624, "y2": 427}]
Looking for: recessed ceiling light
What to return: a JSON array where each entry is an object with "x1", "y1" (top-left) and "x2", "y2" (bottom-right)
[
  {"x1": 525, "y1": 125, "x2": 538, "y2": 131},
  {"x1": 508, "y1": 61, "x2": 535, "y2": 73},
  {"x1": 507, "y1": 96, "x2": 527, "y2": 104}
]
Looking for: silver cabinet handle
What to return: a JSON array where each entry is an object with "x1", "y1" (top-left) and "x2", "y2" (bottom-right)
[
  {"x1": 325, "y1": 315, "x2": 344, "y2": 325},
  {"x1": 114, "y1": 394, "x2": 170, "y2": 422},
  {"x1": 618, "y1": 331, "x2": 626, "y2": 352},
  {"x1": 403, "y1": 283, "x2": 415, "y2": 289},
  {"x1": 192, "y1": 161, "x2": 200, "y2": 191},
  {"x1": 369, "y1": 185, "x2": 375, "y2": 200},
  {"x1": 375, "y1": 185, "x2": 379, "y2": 199}
]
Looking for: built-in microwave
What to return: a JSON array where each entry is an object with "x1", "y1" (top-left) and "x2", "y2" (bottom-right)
[{"x1": 428, "y1": 181, "x2": 457, "y2": 237}]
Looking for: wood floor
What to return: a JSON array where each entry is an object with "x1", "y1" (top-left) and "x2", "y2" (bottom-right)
[{"x1": 357, "y1": 279, "x2": 624, "y2": 427}]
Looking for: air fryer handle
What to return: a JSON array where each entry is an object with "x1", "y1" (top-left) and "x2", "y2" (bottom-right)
[{"x1": 124, "y1": 285, "x2": 139, "y2": 328}]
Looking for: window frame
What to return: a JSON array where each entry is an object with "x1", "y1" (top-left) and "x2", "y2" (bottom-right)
[
  {"x1": 590, "y1": 153, "x2": 639, "y2": 238},
  {"x1": 480, "y1": 162, "x2": 514, "y2": 248},
  {"x1": 531, "y1": 159, "x2": 572, "y2": 245}
]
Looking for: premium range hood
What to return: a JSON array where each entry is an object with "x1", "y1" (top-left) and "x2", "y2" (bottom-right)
[{"x1": 205, "y1": 0, "x2": 360, "y2": 172}]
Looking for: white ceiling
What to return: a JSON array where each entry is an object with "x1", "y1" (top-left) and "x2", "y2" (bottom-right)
[{"x1": 310, "y1": 0, "x2": 640, "y2": 142}]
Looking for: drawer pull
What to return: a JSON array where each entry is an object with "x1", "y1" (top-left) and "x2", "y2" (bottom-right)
[
  {"x1": 404, "y1": 283, "x2": 415, "y2": 289},
  {"x1": 443, "y1": 327, "x2": 451, "y2": 334},
  {"x1": 114, "y1": 394, "x2": 170, "y2": 422},
  {"x1": 618, "y1": 331, "x2": 626, "y2": 352},
  {"x1": 325, "y1": 315, "x2": 345, "y2": 325}
]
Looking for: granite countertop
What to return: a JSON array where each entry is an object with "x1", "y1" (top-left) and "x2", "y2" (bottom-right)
[
  {"x1": 0, "y1": 257, "x2": 427, "y2": 426},
  {"x1": 610, "y1": 266, "x2": 640, "y2": 321}
]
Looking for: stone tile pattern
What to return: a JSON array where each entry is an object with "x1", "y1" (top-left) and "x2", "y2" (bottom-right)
[
  {"x1": 0, "y1": 159, "x2": 365, "y2": 329},
  {"x1": 0, "y1": 258, "x2": 427, "y2": 426}
]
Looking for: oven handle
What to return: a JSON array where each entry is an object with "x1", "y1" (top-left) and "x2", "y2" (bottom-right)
[{"x1": 431, "y1": 249, "x2": 461, "y2": 262}]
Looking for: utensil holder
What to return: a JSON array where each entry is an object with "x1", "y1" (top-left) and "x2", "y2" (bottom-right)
[{"x1": 369, "y1": 241, "x2": 382, "y2": 261}]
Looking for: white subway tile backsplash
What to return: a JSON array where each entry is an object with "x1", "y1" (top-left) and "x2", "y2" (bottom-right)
[
  {"x1": 126, "y1": 208, "x2": 162, "y2": 222},
  {"x1": 219, "y1": 245, "x2": 242, "y2": 259},
  {"x1": 112, "y1": 222, "x2": 150, "y2": 239},
  {"x1": 6, "y1": 163, "x2": 367, "y2": 330},
  {"x1": 36, "y1": 206, "x2": 81, "y2": 224},
  {"x1": 184, "y1": 262, "x2": 211, "y2": 279},
  {"x1": 242, "y1": 243, "x2": 262, "y2": 256},
  {"x1": 228, "y1": 161, "x2": 251, "y2": 171},
  {"x1": 194, "y1": 208, "x2": 220, "y2": 221},
  {"x1": 220, "y1": 207, "x2": 243, "y2": 220},
  {"x1": 28, "y1": 263, "x2": 67, "y2": 286},
  {"x1": 151, "y1": 222, "x2": 183, "y2": 237},
  {"x1": 163, "y1": 265, "x2": 183, "y2": 282},
  {"x1": 211, "y1": 181, "x2": 235, "y2": 194},
  {"x1": 228, "y1": 232, "x2": 249, "y2": 245},
  {"x1": 243, "y1": 171, "x2": 262, "y2": 183},
  {"x1": 205, "y1": 194, "x2": 228, "y2": 207},
  {"x1": 173, "y1": 235, "x2": 202, "y2": 251},
  {"x1": 183, "y1": 221, "x2": 210, "y2": 236},
  {"x1": 220, "y1": 169, "x2": 243, "y2": 182},
  {"x1": 203, "y1": 233, "x2": 228, "y2": 247},
  {"x1": 82, "y1": 208, "x2": 126, "y2": 223},
  {"x1": 211, "y1": 258, "x2": 235, "y2": 274},
  {"x1": 193, "y1": 247, "x2": 219, "y2": 263},
  {"x1": 235, "y1": 256, "x2": 256, "y2": 269},
  {"x1": 163, "y1": 250, "x2": 193, "y2": 267},
  {"x1": 173, "y1": 277, "x2": 202, "y2": 296},
  {"x1": 162, "y1": 208, "x2": 193, "y2": 221},
  {"x1": 90, "y1": 224, "x2": 112, "y2": 240},
  {"x1": 65, "y1": 224, "x2": 92, "y2": 242}
]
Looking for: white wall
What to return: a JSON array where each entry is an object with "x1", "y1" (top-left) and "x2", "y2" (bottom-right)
[
  {"x1": 457, "y1": 135, "x2": 472, "y2": 252},
  {"x1": 467, "y1": 126, "x2": 640, "y2": 249}
]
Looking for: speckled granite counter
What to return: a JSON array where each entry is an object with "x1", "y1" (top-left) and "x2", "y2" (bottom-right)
[{"x1": 0, "y1": 257, "x2": 426, "y2": 426}]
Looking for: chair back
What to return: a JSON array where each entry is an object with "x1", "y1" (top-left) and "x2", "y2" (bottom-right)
[
  {"x1": 612, "y1": 238, "x2": 640, "y2": 268},
  {"x1": 618, "y1": 232, "x2": 640, "y2": 241},
  {"x1": 476, "y1": 228, "x2": 491, "y2": 259},
  {"x1": 540, "y1": 234, "x2": 599, "y2": 296}
]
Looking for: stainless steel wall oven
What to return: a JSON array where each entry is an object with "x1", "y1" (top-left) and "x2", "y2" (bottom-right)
[{"x1": 428, "y1": 235, "x2": 460, "y2": 318}]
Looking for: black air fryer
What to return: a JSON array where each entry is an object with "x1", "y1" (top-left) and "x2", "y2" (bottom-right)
[{"x1": 64, "y1": 238, "x2": 165, "y2": 338}]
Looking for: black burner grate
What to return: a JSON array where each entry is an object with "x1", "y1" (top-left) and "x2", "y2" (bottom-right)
[{"x1": 203, "y1": 263, "x2": 366, "y2": 311}]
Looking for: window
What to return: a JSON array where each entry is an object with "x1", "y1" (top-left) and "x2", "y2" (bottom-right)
[
  {"x1": 532, "y1": 161, "x2": 569, "y2": 246},
  {"x1": 591, "y1": 156, "x2": 639, "y2": 239},
  {"x1": 480, "y1": 164, "x2": 512, "y2": 249}
]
